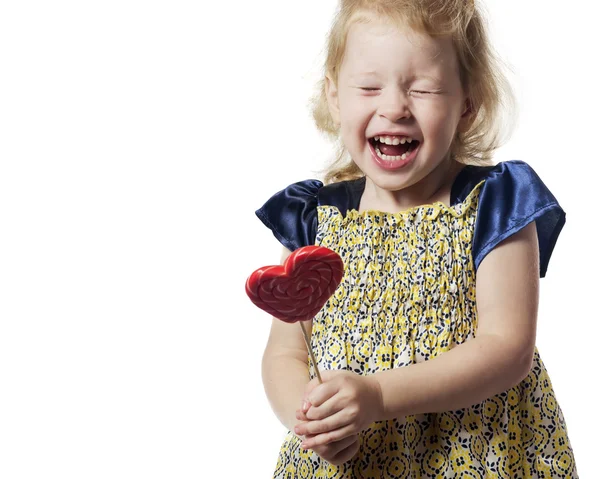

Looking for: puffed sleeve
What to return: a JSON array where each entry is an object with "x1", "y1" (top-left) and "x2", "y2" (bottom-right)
[
  {"x1": 472, "y1": 161, "x2": 566, "y2": 278},
  {"x1": 255, "y1": 179, "x2": 323, "y2": 252}
]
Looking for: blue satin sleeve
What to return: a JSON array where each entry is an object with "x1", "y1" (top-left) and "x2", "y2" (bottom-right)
[
  {"x1": 472, "y1": 161, "x2": 566, "y2": 278},
  {"x1": 255, "y1": 179, "x2": 323, "y2": 252}
]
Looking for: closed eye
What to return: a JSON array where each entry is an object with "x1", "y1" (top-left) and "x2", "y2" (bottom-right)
[
  {"x1": 410, "y1": 90, "x2": 438, "y2": 95},
  {"x1": 360, "y1": 87, "x2": 380, "y2": 92}
]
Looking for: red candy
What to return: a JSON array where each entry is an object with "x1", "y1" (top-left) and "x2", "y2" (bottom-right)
[{"x1": 245, "y1": 246, "x2": 344, "y2": 323}]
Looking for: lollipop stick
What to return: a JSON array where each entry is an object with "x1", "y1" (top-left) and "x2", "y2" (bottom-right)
[{"x1": 299, "y1": 321, "x2": 323, "y2": 384}]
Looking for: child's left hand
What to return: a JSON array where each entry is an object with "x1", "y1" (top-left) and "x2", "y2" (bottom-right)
[{"x1": 293, "y1": 370, "x2": 383, "y2": 450}]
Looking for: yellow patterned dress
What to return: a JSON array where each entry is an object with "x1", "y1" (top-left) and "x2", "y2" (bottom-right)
[{"x1": 256, "y1": 161, "x2": 577, "y2": 478}]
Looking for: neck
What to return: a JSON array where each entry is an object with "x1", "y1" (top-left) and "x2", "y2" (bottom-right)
[{"x1": 362, "y1": 156, "x2": 462, "y2": 213}]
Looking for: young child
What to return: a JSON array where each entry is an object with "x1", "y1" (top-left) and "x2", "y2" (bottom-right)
[{"x1": 257, "y1": 0, "x2": 578, "y2": 477}]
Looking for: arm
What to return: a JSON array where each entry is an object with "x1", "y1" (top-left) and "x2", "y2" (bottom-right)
[
  {"x1": 296, "y1": 221, "x2": 540, "y2": 447},
  {"x1": 374, "y1": 221, "x2": 539, "y2": 420},
  {"x1": 261, "y1": 246, "x2": 312, "y2": 433}
]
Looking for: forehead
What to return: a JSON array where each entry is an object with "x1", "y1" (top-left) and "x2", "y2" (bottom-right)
[{"x1": 341, "y1": 19, "x2": 459, "y2": 79}]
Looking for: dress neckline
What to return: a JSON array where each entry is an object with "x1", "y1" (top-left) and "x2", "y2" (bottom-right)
[{"x1": 342, "y1": 164, "x2": 474, "y2": 216}]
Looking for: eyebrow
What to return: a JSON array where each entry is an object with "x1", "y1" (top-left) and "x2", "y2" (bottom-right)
[
  {"x1": 415, "y1": 74, "x2": 443, "y2": 82},
  {"x1": 351, "y1": 72, "x2": 443, "y2": 82},
  {"x1": 351, "y1": 71, "x2": 379, "y2": 79}
]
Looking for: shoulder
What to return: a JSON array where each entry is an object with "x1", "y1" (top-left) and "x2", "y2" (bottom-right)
[
  {"x1": 254, "y1": 179, "x2": 323, "y2": 252},
  {"x1": 467, "y1": 160, "x2": 565, "y2": 278},
  {"x1": 254, "y1": 178, "x2": 362, "y2": 251},
  {"x1": 454, "y1": 160, "x2": 546, "y2": 200}
]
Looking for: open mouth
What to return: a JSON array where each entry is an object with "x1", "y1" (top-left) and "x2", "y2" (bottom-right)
[{"x1": 368, "y1": 135, "x2": 420, "y2": 161}]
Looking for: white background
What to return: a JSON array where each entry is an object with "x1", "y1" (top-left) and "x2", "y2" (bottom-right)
[{"x1": 0, "y1": 0, "x2": 597, "y2": 477}]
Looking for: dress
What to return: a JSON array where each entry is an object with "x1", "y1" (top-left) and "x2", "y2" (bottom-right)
[{"x1": 256, "y1": 160, "x2": 578, "y2": 479}]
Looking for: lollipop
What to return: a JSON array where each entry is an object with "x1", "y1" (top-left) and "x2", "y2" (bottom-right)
[{"x1": 246, "y1": 245, "x2": 344, "y2": 383}]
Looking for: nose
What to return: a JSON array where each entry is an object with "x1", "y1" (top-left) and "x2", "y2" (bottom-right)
[{"x1": 378, "y1": 88, "x2": 411, "y2": 122}]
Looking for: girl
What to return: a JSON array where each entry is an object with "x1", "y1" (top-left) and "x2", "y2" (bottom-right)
[{"x1": 257, "y1": 0, "x2": 578, "y2": 477}]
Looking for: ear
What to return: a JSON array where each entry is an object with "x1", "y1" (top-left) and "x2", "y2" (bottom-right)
[
  {"x1": 457, "y1": 98, "x2": 475, "y2": 133},
  {"x1": 325, "y1": 74, "x2": 341, "y2": 127}
]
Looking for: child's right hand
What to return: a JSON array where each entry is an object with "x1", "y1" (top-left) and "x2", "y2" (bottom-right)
[{"x1": 295, "y1": 407, "x2": 360, "y2": 466}]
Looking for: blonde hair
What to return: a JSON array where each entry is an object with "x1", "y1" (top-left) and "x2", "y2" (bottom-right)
[{"x1": 312, "y1": 0, "x2": 517, "y2": 184}]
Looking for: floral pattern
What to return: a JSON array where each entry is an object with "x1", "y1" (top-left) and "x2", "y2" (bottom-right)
[{"x1": 272, "y1": 180, "x2": 577, "y2": 478}]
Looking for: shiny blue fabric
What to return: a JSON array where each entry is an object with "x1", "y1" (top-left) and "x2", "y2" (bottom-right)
[
  {"x1": 255, "y1": 179, "x2": 322, "y2": 252},
  {"x1": 255, "y1": 160, "x2": 565, "y2": 277},
  {"x1": 456, "y1": 161, "x2": 565, "y2": 278}
]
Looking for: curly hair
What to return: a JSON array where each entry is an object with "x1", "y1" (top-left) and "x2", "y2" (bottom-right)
[{"x1": 311, "y1": 0, "x2": 517, "y2": 184}]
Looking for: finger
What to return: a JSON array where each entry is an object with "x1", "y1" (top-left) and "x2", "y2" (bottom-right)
[
  {"x1": 295, "y1": 409, "x2": 310, "y2": 422},
  {"x1": 331, "y1": 436, "x2": 360, "y2": 465},
  {"x1": 302, "y1": 378, "x2": 321, "y2": 404},
  {"x1": 313, "y1": 434, "x2": 358, "y2": 462},
  {"x1": 295, "y1": 414, "x2": 334, "y2": 437},
  {"x1": 295, "y1": 409, "x2": 350, "y2": 437},
  {"x1": 306, "y1": 395, "x2": 343, "y2": 421},
  {"x1": 306, "y1": 382, "x2": 338, "y2": 409},
  {"x1": 293, "y1": 419, "x2": 309, "y2": 438},
  {"x1": 301, "y1": 423, "x2": 356, "y2": 449}
]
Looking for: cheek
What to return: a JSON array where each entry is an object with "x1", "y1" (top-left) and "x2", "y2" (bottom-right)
[
  {"x1": 421, "y1": 104, "x2": 461, "y2": 138},
  {"x1": 340, "y1": 92, "x2": 372, "y2": 119},
  {"x1": 339, "y1": 105, "x2": 371, "y2": 142},
  {"x1": 340, "y1": 104, "x2": 366, "y2": 125},
  {"x1": 340, "y1": 123, "x2": 360, "y2": 150}
]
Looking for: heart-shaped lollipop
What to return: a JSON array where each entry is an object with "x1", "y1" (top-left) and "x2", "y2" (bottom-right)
[
  {"x1": 245, "y1": 245, "x2": 344, "y2": 323},
  {"x1": 246, "y1": 246, "x2": 344, "y2": 385}
]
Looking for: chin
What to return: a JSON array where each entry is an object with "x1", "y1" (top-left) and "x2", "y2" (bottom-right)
[
  {"x1": 367, "y1": 174, "x2": 417, "y2": 192},
  {"x1": 357, "y1": 156, "x2": 422, "y2": 189}
]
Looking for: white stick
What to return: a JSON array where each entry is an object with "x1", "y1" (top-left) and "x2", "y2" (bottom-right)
[{"x1": 299, "y1": 321, "x2": 323, "y2": 384}]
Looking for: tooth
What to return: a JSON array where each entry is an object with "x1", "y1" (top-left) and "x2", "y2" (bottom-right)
[
  {"x1": 400, "y1": 138, "x2": 406, "y2": 144},
  {"x1": 392, "y1": 138, "x2": 400, "y2": 145},
  {"x1": 375, "y1": 136, "x2": 380, "y2": 141},
  {"x1": 401, "y1": 153, "x2": 407, "y2": 160},
  {"x1": 407, "y1": 138, "x2": 413, "y2": 143}
]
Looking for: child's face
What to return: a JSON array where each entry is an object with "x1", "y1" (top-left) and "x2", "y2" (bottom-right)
[{"x1": 326, "y1": 18, "x2": 470, "y2": 192}]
